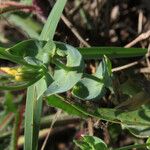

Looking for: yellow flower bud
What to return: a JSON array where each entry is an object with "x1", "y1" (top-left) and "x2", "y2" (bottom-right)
[
  {"x1": 0, "y1": 67, "x2": 18, "y2": 76},
  {"x1": 0, "y1": 67, "x2": 25, "y2": 81},
  {"x1": 0, "y1": 66, "x2": 42, "y2": 82}
]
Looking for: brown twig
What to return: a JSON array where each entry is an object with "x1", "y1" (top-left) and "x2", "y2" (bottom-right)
[
  {"x1": 41, "y1": 109, "x2": 62, "y2": 150},
  {"x1": 0, "y1": 112, "x2": 14, "y2": 130},
  {"x1": 61, "y1": 14, "x2": 91, "y2": 47},
  {"x1": 138, "y1": 10, "x2": 143, "y2": 34},
  {"x1": 87, "y1": 118, "x2": 93, "y2": 136},
  {"x1": 112, "y1": 61, "x2": 139, "y2": 72},
  {"x1": 125, "y1": 30, "x2": 150, "y2": 48},
  {"x1": 112, "y1": 29, "x2": 150, "y2": 72},
  {"x1": 16, "y1": 105, "x2": 25, "y2": 150}
]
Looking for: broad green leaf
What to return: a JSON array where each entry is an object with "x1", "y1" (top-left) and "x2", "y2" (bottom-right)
[
  {"x1": 46, "y1": 95, "x2": 150, "y2": 128},
  {"x1": 96, "y1": 106, "x2": 150, "y2": 126},
  {"x1": 6, "y1": 39, "x2": 56, "y2": 65},
  {"x1": 72, "y1": 56, "x2": 111, "y2": 100},
  {"x1": 7, "y1": 39, "x2": 46, "y2": 61},
  {"x1": 74, "y1": 135, "x2": 108, "y2": 150},
  {"x1": 45, "y1": 42, "x2": 83, "y2": 96},
  {"x1": 123, "y1": 124, "x2": 150, "y2": 138},
  {"x1": 72, "y1": 77, "x2": 105, "y2": 100},
  {"x1": 45, "y1": 69, "x2": 82, "y2": 96},
  {"x1": 78, "y1": 47, "x2": 147, "y2": 59},
  {"x1": 39, "y1": 0, "x2": 68, "y2": 41}
]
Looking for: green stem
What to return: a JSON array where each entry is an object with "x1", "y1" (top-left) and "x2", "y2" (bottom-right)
[
  {"x1": 52, "y1": 58, "x2": 80, "y2": 71},
  {"x1": 83, "y1": 73, "x2": 103, "y2": 82}
]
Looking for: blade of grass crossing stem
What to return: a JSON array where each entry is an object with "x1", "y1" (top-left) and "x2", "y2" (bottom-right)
[
  {"x1": 24, "y1": 85, "x2": 42, "y2": 150},
  {"x1": 39, "y1": 0, "x2": 68, "y2": 41},
  {"x1": 24, "y1": 0, "x2": 67, "y2": 149}
]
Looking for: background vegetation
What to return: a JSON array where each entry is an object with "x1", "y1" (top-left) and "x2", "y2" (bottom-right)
[{"x1": 1, "y1": 0, "x2": 150, "y2": 150}]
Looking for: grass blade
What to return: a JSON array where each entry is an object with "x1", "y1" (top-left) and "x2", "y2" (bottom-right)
[
  {"x1": 24, "y1": 85, "x2": 42, "y2": 150},
  {"x1": 8, "y1": 15, "x2": 41, "y2": 39},
  {"x1": 24, "y1": 0, "x2": 68, "y2": 149},
  {"x1": 39, "y1": 0, "x2": 68, "y2": 41},
  {"x1": 78, "y1": 47, "x2": 147, "y2": 59}
]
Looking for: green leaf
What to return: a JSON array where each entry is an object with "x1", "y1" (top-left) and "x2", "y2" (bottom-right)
[
  {"x1": 6, "y1": 39, "x2": 57, "y2": 66},
  {"x1": 74, "y1": 135, "x2": 108, "y2": 150},
  {"x1": 72, "y1": 76, "x2": 105, "y2": 100},
  {"x1": 24, "y1": 0, "x2": 68, "y2": 148},
  {"x1": 78, "y1": 47, "x2": 147, "y2": 59},
  {"x1": 7, "y1": 39, "x2": 46, "y2": 62},
  {"x1": 45, "y1": 42, "x2": 83, "y2": 96},
  {"x1": 8, "y1": 15, "x2": 41, "y2": 39},
  {"x1": 39, "y1": 0, "x2": 68, "y2": 41},
  {"x1": 35, "y1": 74, "x2": 53, "y2": 99},
  {"x1": 146, "y1": 137, "x2": 150, "y2": 150},
  {"x1": 120, "y1": 79, "x2": 142, "y2": 97},
  {"x1": 122, "y1": 124, "x2": 150, "y2": 138},
  {"x1": 96, "y1": 106, "x2": 150, "y2": 126},
  {"x1": 72, "y1": 56, "x2": 111, "y2": 100},
  {"x1": 45, "y1": 69, "x2": 82, "y2": 96},
  {"x1": 24, "y1": 84, "x2": 43, "y2": 150},
  {"x1": 46, "y1": 95, "x2": 150, "y2": 129},
  {"x1": 24, "y1": 74, "x2": 51, "y2": 150},
  {"x1": 46, "y1": 95, "x2": 89, "y2": 118}
]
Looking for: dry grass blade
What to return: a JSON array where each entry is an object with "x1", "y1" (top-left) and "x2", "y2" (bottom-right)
[{"x1": 41, "y1": 109, "x2": 62, "y2": 150}]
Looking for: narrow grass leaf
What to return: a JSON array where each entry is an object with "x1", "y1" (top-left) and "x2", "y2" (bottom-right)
[
  {"x1": 24, "y1": 85, "x2": 42, "y2": 150},
  {"x1": 8, "y1": 15, "x2": 41, "y2": 39},
  {"x1": 46, "y1": 95, "x2": 89, "y2": 118},
  {"x1": 78, "y1": 47, "x2": 147, "y2": 59},
  {"x1": 39, "y1": 0, "x2": 68, "y2": 41}
]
